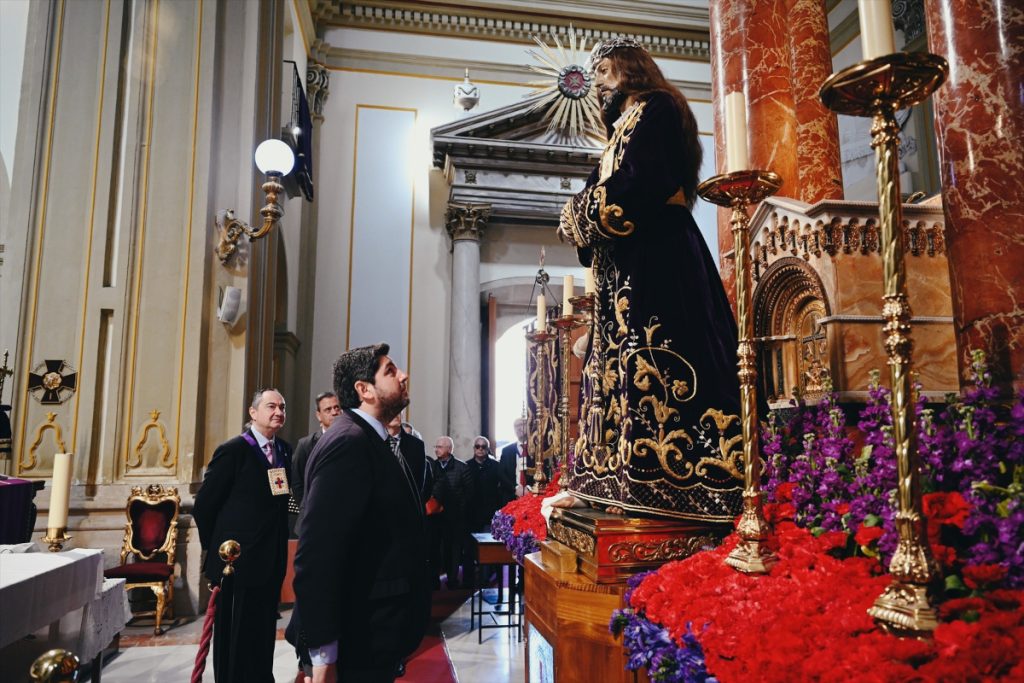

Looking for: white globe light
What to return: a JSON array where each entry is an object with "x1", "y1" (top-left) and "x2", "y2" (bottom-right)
[{"x1": 254, "y1": 139, "x2": 295, "y2": 175}]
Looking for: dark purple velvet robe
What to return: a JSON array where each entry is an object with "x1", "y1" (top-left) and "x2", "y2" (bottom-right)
[{"x1": 559, "y1": 91, "x2": 744, "y2": 523}]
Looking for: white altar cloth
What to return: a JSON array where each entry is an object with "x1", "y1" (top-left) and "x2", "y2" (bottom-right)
[
  {"x1": 0, "y1": 548, "x2": 104, "y2": 648},
  {"x1": 0, "y1": 549, "x2": 130, "y2": 679}
]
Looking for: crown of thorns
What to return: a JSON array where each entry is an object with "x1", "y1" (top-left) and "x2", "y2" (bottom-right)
[{"x1": 586, "y1": 36, "x2": 646, "y2": 70}]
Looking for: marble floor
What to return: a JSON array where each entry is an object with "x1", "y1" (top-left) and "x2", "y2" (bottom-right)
[{"x1": 96, "y1": 590, "x2": 525, "y2": 683}]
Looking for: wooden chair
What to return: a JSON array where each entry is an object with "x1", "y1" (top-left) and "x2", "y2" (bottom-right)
[{"x1": 104, "y1": 484, "x2": 179, "y2": 634}]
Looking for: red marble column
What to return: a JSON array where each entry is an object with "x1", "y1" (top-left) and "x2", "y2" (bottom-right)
[
  {"x1": 787, "y1": 0, "x2": 844, "y2": 202},
  {"x1": 709, "y1": 0, "x2": 746, "y2": 312},
  {"x1": 925, "y1": 0, "x2": 1024, "y2": 392},
  {"x1": 744, "y1": 1, "x2": 800, "y2": 198}
]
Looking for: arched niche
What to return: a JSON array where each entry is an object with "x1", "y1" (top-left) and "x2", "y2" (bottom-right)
[{"x1": 753, "y1": 257, "x2": 832, "y2": 407}]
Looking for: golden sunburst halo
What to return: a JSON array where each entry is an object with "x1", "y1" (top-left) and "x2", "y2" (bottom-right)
[{"x1": 525, "y1": 26, "x2": 604, "y2": 142}]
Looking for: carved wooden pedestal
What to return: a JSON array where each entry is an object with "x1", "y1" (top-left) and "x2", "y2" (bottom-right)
[
  {"x1": 549, "y1": 508, "x2": 729, "y2": 583},
  {"x1": 523, "y1": 549, "x2": 634, "y2": 683}
]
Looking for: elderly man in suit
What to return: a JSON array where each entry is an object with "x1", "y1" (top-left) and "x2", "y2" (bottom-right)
[
  {"x1": 193, "y1": 388, "x2": 293, "y2": 683},
  {"x1": 430, "y1": 435, "x2": 471, "y2": 589},
  {"x1": 293, "y1": 343, "x2": 429, "y2": 683}
]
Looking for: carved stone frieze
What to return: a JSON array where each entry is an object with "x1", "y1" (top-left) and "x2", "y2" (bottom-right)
[
  {"x1": 306, "y1": 64, "x2": 330, "y2": 121},
  {"x1": 748, "y1": 198, "x2": 945, "y2": 282},
  {"x1": 445, "y1": 202, "x2": 490, "y2": 242}
]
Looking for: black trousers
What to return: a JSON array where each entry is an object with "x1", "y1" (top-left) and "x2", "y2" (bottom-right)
[
  {"x1": 437, "y1": 518, "x2": 464, "y2": 586},
  {"x1": 213, "y1": 576, "x2": 281, "y2": 683}
]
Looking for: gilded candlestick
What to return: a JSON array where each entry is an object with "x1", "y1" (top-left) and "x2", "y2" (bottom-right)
[
  {"x1": 527, "y1": 330, "x2": 556, "y2": 493},
  {"x1": 41, "y1": 527, "x2": 71, "y2": 552},
  {"x1": 697, "y1": 169, "x2": 782, "y2": 574},
  {"x1": 821, "y1": 51, "x2": 947, "y2": 635},
  {"x1": 553, "y1": 313, "x2": 585, "y2": 490}
]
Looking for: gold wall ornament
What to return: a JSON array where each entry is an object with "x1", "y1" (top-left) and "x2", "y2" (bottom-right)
[
  {"x1": 23, "y1": 412, "x2": 67, "y2": 472},
  {"x1": 697, "y1": 169, "x2": 783, "y2": 575},
  {"x1": 128, "y1": 409, "x2": 172, "y2": 469},
  {"x1": 27, "y1": 360, "x2": 77, "y2": 405},
  {"x1": 524, "y1": 25, "x2": 602, "y2": 141},
  {"x1": 821, "y1": 50, "x2": 948, "y2": 636}
]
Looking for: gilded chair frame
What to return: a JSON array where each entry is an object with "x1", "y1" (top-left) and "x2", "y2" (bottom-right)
[{"x1": 116, "y1": 484, "x2": 180, "y2": 634}]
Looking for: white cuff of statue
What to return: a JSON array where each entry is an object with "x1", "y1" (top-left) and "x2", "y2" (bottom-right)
[{"x1": 541, "y1": 491, "x2": 586, "y2": 525}]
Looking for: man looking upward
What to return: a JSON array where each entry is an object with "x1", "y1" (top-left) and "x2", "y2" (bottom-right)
[{"x1": 293, "y1": 344, "x2": 429, "y2": 683}]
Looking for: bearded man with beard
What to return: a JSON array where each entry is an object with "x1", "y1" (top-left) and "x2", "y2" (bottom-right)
[
  {"x1": 556, "y1": 38, "x2": 744, "y2": 524},
  {"x1": 292, "y1": 343, "x2": 429, "y2": 683}
]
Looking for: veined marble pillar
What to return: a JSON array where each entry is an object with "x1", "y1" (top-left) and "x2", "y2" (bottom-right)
[
  {"x1": 709, "y1": 0, "x2": 746, "y2": 311},
  {"x1": 787, "y1": 0, "x2": 843, "y2": 202},
  {"x1": 925, "y1": 0, "x2": 1024, "y2": 392},
  {"x1": 446, "y1": 202, "x2": 490, "y2": 457}
]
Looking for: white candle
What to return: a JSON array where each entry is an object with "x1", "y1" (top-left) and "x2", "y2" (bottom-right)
[
  {"x1": 725, "y1": 91, "x2": 749, "y2": 173},
  {"x1": 585, "y1": 267, "x2": 596, "y2": 295},
  {"x1": 48, "y1": 452, "x2": 74, "y2": 529},
  {"x1": 562, "y1": 275, "x2": 574, "y2": 316},
  {"x1": 537, "y1": 294, "x2": 547, "y2": 330},
  {"x1": 858, "y1": 0, "x2": 895, "y2": 60}
]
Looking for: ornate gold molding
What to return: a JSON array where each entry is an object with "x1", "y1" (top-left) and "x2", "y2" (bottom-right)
[
  {"x1": 549, "y1": 520, "x2": 596, "y2": 558},
  {"x1": 128, "y1": 410, "x2": 172, "y2": 469},
  {"x1": 608, "y1": 534, "x2": 719, "y2": 564},
  {"x1": 23, "y1": 412, "x2": 67, "y2": 472}
]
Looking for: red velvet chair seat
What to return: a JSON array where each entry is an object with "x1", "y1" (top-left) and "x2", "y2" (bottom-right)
[{"x1": 105, "y1": 561, "x2": 174, "y2": 582}]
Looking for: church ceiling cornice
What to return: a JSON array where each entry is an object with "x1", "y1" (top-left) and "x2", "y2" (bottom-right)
[{"x1": 309, "y1": 0, "x2": 711, "y2": 61}]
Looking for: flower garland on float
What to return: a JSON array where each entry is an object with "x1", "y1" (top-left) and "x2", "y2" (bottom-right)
[
  {"x1": 610, "y1": 352, "x2": 1024, "y2": 681},
  {"x1": 491, "y1": 472, "x2": 562, "y2": 563}
]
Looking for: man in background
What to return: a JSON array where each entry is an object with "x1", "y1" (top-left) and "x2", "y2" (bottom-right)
[
  {"x1": 430, "y1": 436, "x2": 470, "y2": 589},
  {"x1": 289, "y1": 391, "x2": 341, "y2": 532},
  {"x1": 466, "y1": 436, "x2": 502, "y2": 533},
  {"x1": 499, "y1": 417, "x2": 532, "y2": 503},
  {"x1": 194, "y1": 389, "x2": 293, "y2": 683}
]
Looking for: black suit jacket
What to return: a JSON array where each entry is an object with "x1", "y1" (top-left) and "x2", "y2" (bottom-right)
[
  {"x1": 466, "y1": 456, "x2": 502, "y2": 532},
  {"x1": 498, "y1": 443, "x2": 523, "y2": 504},
  {"x1": 193, "y1": 430, "x2": 293, "y2": 586},
  {"x1": 290, "y1": 428, "x2": 323, "y2": 509},
  {"x1": 398, "y1": 431, "x2": 433, "y2": 503},
  {"x1": 430, "y1": 456, "x2": 471, "y2": 524},
  {"x1": 292, "y1": 410, "x2": 429, "y2": 665}
]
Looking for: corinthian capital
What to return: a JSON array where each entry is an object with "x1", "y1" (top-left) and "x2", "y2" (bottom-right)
[
  {"x1": 306, "y1": 64, "x2": 330, "y2": 121},
  {"x1": 445, "y1": 202, "x2": 491, "y2": 242}
]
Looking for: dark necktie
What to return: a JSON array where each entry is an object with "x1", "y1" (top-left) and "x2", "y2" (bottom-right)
[{"x1": 388, "y1": 436, "x2": 420, "y2": 507}]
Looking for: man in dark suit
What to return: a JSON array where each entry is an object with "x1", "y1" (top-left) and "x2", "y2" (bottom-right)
[
  {"x1": 429, "y1": 436, "x2": 471, "y2": 589},
  {"x1": 466, "y1": 436, "x2": 502, "y2": 533},
  {"x1": 193, "y1": 388, "x2": 292, "y2": 683},
  {"x1": 498, "y1": 417, "x2": 531, "y2": 504},
  {"x1": 293, "y1": 343, "x2": 429, "y2": 683},
  {"x1": 386, "y1": 414, "x2": 432, "y2": 502},
  {"x1": 289, "y1": 391, "x2": 341, "y2": 533}
]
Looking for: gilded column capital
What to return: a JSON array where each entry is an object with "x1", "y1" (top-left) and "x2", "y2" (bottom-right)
[
  {"x1": 306, "y1": 64, "x2": 330, "y2": 122},
  {"x1": 445, "y1": 202, "x2": 491, "y2": 242}
]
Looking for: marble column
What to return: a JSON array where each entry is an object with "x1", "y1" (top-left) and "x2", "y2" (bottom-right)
[
  {"x1": 446, "y1": 202, "x2": 491, "y2": 457},
  {"x1": 787, "y1": 0, "x2": 843, "y2": 202},
  {"x1": 709, "y1": 0, "x2": 745, "y2": 311},
  {"x1": 925, "y1": 0, "x2": 1024, "y2": 392}
]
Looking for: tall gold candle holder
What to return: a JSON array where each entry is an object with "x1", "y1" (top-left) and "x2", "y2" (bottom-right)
[
  {"x1": 553, "y1": 298, "x2": 590, "y2": 490},
  {"x1": 697, "y1": 169, "x2": 782, "y2": 574},
  {"x1": 820, "y1": 51, "x2": 947, "y2": 635},
  {"x1": 526, "y1": 329, "x2": 556, "y2": 494}
]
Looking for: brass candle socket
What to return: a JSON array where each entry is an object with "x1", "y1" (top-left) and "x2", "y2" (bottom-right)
[
  {"x1": 41, "y1": 527, "x2": 71, "y2": 553},
  {"x1": 697, "y1": 169, "x2": 782, "y2": 575},
  {"x1": 820, "y1": 51, "x2": 948, "y2": 635}
]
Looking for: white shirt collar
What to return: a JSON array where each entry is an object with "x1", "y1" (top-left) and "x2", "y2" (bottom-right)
[
  {"x1": 351, "y1": 407, "x2": 388, "y2": 441},
  {"x1": 250, "y1": 426, "x2": 275, "y2": 448}
]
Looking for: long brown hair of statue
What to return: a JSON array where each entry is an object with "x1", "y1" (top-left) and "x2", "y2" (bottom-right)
[{"x1": 602, "y1": 47, "x2": 702, "y2": 209}]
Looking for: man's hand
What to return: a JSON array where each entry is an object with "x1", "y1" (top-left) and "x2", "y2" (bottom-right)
[{"x1": 310, "y1": 664, "x2": 337, "y2": 683}]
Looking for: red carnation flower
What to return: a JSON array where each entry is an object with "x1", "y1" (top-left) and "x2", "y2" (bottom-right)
[
  {"x1": 774, "y1": 482, "x2": 796, "y2": 503},
  {"x1": 963, "y1": 563, "x2": 1007, "y2": 590},
  {"x1": 931, "y1": 543, "x2": 959, "y2": 569},
  {"x1": 854, "y1": 525, "x2": 883, "y2": 547},
  {"x1": 922, "y1": 491, "x2": 971, "y2": 530}
]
